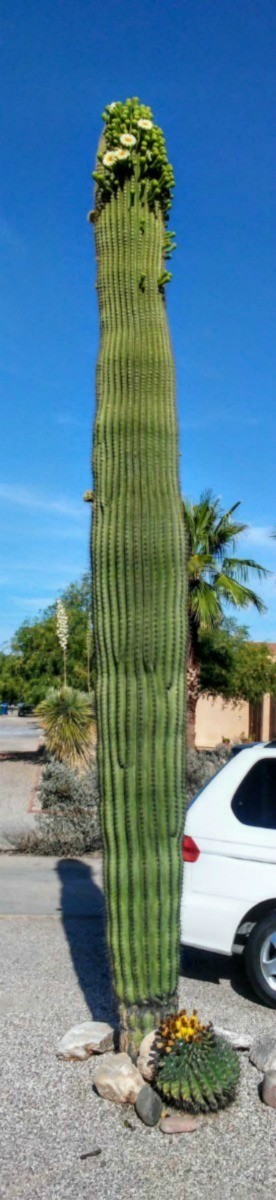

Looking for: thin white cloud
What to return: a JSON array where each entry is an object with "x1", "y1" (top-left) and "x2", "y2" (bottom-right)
[
  {"x1": 180, "y1": 412, "x2": 259, "y2": 432},
  {"x1": 0, "y1": 484, "x2": 83, "y2": 518},
  {"x1": 243, "y1": 526, "x2": 276, "y2": 550},
  {"x1": 12, "y1": 596, "x2": 56, "y2": 610},
  {"x1": 0, "y1": 561, "x2": 82, "y2": 578}
]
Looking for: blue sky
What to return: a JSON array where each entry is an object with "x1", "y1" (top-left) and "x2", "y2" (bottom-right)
[{"x1": 1, "y1": 0, "x2": 275, "y2": 647}]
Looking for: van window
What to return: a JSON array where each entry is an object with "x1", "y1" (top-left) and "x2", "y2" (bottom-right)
[{"x1": 232, "y1": 759, "x2": 276, "y2": 829}]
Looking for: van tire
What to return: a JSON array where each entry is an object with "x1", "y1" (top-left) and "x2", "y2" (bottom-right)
[{"x1": 244, "y1": 911, "x2": 276, "y2": 1007}]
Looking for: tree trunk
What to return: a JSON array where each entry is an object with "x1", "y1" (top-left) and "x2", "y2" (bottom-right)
[{"x1": 187, "y1": 648, "x2": 200, "y2": 750}]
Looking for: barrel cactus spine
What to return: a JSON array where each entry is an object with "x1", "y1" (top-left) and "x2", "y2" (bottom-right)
[{"x1": 90, "y1": 98, "x2": 186, "y2": 1056}]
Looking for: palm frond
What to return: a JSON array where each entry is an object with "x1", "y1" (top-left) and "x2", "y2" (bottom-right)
[
  {"x1": 214, "y1": 572, "x2": 267, "y2": 613},
  {"x1": 222, "y1": 556, "x2": 269, "y2": 582}
]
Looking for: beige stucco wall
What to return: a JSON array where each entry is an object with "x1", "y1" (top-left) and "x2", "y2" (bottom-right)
[
  {"x1": 262, "y1": 693, "x2": 271, "y2": 741},
  {"x1": 195, "y1": 693, "x2": 249, "y2": 749}
]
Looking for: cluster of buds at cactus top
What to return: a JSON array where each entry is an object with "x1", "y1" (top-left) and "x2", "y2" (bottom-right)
[{"x1": 89, "y1": 97, "x2": 175, "y2": 234}]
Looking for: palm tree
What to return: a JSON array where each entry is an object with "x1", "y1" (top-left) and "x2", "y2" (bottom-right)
[{"x1": 183, "y1": 492, "x2": 269, "y2": 748}]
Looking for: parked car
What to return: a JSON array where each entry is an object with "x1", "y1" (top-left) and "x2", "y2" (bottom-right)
[
  {"x1": 181, "y1": 742, "x2": 276, "y2": 1007},
  {"x1": 17, "y1": 703, "x2": 33, "y2": 717}
]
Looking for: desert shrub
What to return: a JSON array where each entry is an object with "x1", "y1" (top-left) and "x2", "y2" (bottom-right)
[
  {"x1": 38, "y1": 757, "x2": 99, "y2": 811},
  {"x1": 185, "y1": 746, "x2": 230, "y2": 807},
  {"x1": 13, "y1": 748, "x2": 230, "y2": 856},
  {"x1": 12, "y1": 756, "x2": 101, "y2": 856}
]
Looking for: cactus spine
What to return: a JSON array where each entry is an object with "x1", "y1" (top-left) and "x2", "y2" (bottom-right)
[{"x1": 90, "y1": 99, "x2": 186, "y2": 1055}]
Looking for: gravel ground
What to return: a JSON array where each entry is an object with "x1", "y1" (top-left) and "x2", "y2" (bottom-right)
[{"x1": 1, "y1": 900, "x2": 276, "y2": 1200}]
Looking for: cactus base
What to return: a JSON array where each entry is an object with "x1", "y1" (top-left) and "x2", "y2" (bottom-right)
[{"x1": 118, "y1": 994, "x2": 178, "y2": 1059}]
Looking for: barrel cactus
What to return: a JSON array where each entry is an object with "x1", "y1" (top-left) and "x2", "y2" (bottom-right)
[
  {"x1": 155, "y1": 1010, "x2": 240, "y2": 1111},
  {"x1": 90, "y1": 98, "x2": 186, "y2": 1056}
]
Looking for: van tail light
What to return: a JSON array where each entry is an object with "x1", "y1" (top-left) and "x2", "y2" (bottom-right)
[{"x1": 182, "y1": 835, "x2": 200, "y2": 863}]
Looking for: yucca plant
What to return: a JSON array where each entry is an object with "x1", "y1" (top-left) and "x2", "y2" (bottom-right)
[
  {"x1": 36, "y1": 687, "x2": 93, "y2": 768},
  {"x1": 155, "y1": 1009, "x2": 240, "y2": 1112}
]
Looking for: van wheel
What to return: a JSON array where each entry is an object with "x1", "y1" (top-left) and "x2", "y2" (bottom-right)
[{"x1": 244, "y1": 911, "x2": 276, "y2": 1007}]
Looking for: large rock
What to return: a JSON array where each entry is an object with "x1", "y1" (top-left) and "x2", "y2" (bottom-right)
[
  {"x1": 249, "y1": 1035, "x2": 276, "y2": 1073},
  {"x1": 93, "y1": 1053, "x2": 144, "y2": 1104},
  {"x1": 57, "y1": 1021, "x2": 114, "y2": 1060},
  {"x1": 135, "y1": 1084, "x2": 162, "y2": 1126},
  {"x1": 262, "y1": 1070, "x2": 276, "y2": 1108},
  {"x1": 137, "y1": 1031, "x2": 158, "y2": 1082},
  {"x1": 214, "y1": 1026, "x2": 251, "y2": 1051},
  {"x1": 160, "y1": 1115, "x2": 200, "y2": 1134}
]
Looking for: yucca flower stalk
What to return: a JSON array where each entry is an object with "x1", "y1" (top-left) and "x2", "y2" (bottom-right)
[{"x1": 56, "y1": 600, "x2": 69, "y2": 687}]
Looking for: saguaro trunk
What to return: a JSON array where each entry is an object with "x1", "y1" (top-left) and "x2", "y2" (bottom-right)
[{"x1": 90, "y1": 99, "x2": 186, "y2": 1055}]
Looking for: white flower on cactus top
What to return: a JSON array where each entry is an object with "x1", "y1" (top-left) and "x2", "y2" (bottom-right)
[
  {"x1": 116, "y1": 147, "x2": 130, "y2": 161},
  {"x1": 103, "y1": 151, "x2": 118, "y2": 168},
  {"x1": 120, "y1": 133, "x2": 137, "y2": 148},
  {"x1": 137, "y1": 118, "x2": 153, "y2": 130},
  {"x1": 109, "y1": 102, "x2": 118, "y2": 109}
]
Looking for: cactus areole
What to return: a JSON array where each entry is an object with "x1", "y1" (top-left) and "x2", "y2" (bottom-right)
[{"x1": 90, "y1": 99, "x2": 186, "y2": 1056}]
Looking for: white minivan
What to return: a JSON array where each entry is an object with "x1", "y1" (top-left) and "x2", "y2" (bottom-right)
[{"x1": 180, "y1": 743, "x2": 276, "y2": 1006}]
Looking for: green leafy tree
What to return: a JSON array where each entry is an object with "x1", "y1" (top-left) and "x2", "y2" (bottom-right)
[
  {"x1": 184, "y1": 491, "x2": 269, "y2": 747},
  {"x1": 199, "y1": 626, "x2": 276, "y2": 704},
  {"x1": 0, "y1": 574, "x2": 95, "y2": 705},
  {"x1": 230, "y1": 641, "x2": 276, "y2": 703}
]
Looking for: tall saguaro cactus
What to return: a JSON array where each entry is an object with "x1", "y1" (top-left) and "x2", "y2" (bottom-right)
[{"x1": 90, "y1": 99, "x2": 186, "y2": 1055}]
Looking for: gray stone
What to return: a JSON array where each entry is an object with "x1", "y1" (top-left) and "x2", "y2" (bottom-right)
[
  {"x1": 135, "y1": 1084, "x2": 163, "y2": 1126},
  {"x1": 160, "y1": 1115, "x2": 200, "y2": 1134},
  {"x1": 214, "y1": 1026, "x2": 251, "y2": 1051},
  {"x1": 93, "y1": 1053, "x2": 144, "y2": 1104},
  {"x1": 56, "y1": 1020, "x2": 114, "y2": 1060},
  {"x1": 261, "y1": 1070, "x2": 276, "y2": 1108},
  {"x1": 137, "y1": 1031, "x2": 158, "y2": 1082},
  {"x1": 249, "y1": 1035, "x2": 276, "y2": 1073}
]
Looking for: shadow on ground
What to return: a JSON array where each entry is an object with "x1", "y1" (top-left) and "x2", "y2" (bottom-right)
[
  {"x1": 56, "y1": 859, "x2": 263, "y2": 1023},
  {"x1": 181, "y1": 944, "x2": 263, "y2": 1007},
  {"x1": 56, "y1": 858, "x2": 117, "y2": 1027}
]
